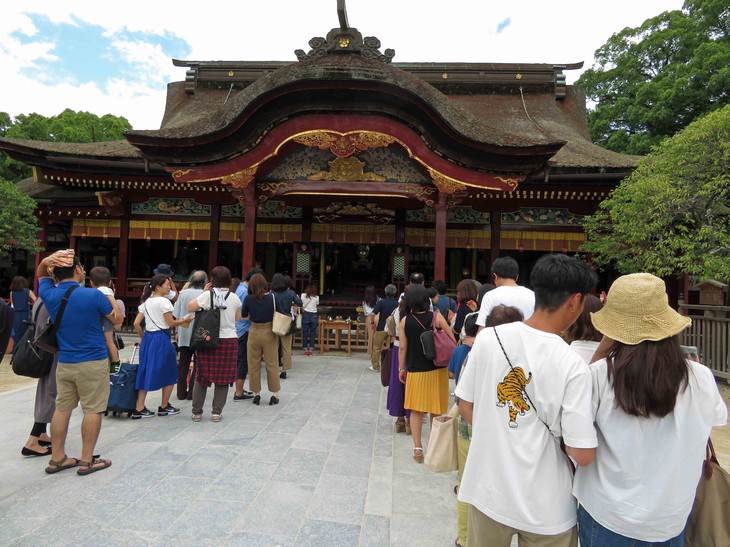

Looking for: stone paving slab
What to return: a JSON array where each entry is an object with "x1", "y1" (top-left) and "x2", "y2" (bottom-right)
[
  {"x1": 0, "y1": 349, "x2": 459, "y2": 546},
  {"x1": 1, "y1": 341, "x2": 728, "y2": 547}
]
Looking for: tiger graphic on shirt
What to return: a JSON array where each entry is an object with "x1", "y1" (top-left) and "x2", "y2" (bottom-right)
[{"x1": 496, "y1": 367, "x2": 532, "y2": 428}]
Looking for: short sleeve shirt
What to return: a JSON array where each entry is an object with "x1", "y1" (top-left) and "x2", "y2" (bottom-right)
[
  {"x1": 454, "y1": 321, "x2": 596, "y2": 535},
  {"x1": 195, "y1": 289, "x2": 241, "y2": 339},
  {"x1": 139, "y1": 297, "x2": 173, "y2": 332}
]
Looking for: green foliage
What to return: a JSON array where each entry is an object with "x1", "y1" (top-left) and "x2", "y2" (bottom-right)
[
  {"x1": 581, "y1": 105, "x2": 730, "y2": 279},
  {"x1": 0, "y1": 109, "x2": 132, "y2": 182},
  {"x1": 578, "y1": 0, "x2": 730, "y2": 155},
  {"x1": 0, "y1": 177, "x2": 41, "y2": 258}
]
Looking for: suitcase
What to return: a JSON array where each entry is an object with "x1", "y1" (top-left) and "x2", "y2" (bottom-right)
[{"x1": 106, "y1": 342, "x2": 139, "y2": 417}]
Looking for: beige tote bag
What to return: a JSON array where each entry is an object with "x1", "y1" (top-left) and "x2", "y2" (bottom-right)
[
  {"x1": 271, "y1": 295, "x2": 292, "y2": 336},
  {"x1": 425, "y1": 403, "x2": 459, "y2": 473},
  {"x1": 685, "y1": 440, "x2": 730, "y2": 547}
]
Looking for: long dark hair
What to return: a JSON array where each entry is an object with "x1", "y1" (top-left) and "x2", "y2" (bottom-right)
[
  {"x1": 606, "y1": 336, "x2": 689, "y2": 418},
  {"x1": 456, "y1": 279, "x2": 477, "y2": 305},
  {"x1": 142, "y1": 274, "x2": 168, "y2": 303},
  {"x1": 564, "y1": 294, "x2": 603, "y2": 343},
  {"x1": 304, "y1": 283, "x2": 317, "y2": 298},
  {"x1": 363, "y1": 285, "x2": 377, "y2": 308}
]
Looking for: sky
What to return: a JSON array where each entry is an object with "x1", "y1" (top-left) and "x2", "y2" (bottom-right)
[{"x1": 1, "y1": 0, "x2": 685, "y2": 130}]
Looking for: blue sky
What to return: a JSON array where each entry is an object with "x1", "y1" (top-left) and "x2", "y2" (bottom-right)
[{"x1": 1, "y1": 0, "x2": 684, "y2": 130}]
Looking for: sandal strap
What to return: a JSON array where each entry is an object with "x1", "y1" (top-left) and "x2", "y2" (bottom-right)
[{"x1": 48, "y1": 455, "x2": 68, "y2": 467}]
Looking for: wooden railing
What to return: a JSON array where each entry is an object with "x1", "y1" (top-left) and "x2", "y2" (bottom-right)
[{"x1": 679, "y1": 304, "x2": 730, "y2": 380}]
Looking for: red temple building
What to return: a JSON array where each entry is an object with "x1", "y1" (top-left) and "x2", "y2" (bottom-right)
[{"x1": 0, "y1": 13, "x2": 636, "y2": 308}]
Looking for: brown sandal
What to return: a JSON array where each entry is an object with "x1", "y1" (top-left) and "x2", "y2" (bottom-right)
[
  {"x1": 413, "y1": 447, "x2": 424, "y2": 464},
  {"x1": 77, "y1": 457, "x2": 112, "y2": 476},
  {"x1": 45, "y1": 455, "x2": 79, "y2": 474}
]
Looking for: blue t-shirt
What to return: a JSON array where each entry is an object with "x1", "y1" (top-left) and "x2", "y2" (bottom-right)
[
  {"x1": 448, "y1": 344, "x2": 472, "y2": 384},
  {"x1": 235, "y1": 282, "x2": 250, "y2": 337},
  {"x1": 39, "y1": 278, "x2": 112, "y2": 364},
  {"x1": 435, "y1": 295, "x2": 457, "y2": 319}
]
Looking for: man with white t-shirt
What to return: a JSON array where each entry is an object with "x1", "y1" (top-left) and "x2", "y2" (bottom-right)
[
  {"x1": 476, "y1": 256, "x2": 535, "y2": 327},
  {"x1": 456, "y1": 254, "x2": 598, "y2": 547}
]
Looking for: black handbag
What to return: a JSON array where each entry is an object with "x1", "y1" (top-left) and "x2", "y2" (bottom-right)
[
  {"x1": 190, "y1": 290, "x2": 229, "y2": 351},
  {"x1": 33, "y1": 285, "x2": 77, "y2": 354},
  {"x1": 114, "y1": 333, "x2": 125, "y2": 350},
  {"x1": 11, "y1": 303, "x2": 54, "y2": 378}
]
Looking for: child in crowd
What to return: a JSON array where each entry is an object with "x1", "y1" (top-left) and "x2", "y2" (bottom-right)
[
  {"x1": 89, "y1": 266, "x2": 122, "y2": 373},
  {"x1": 448, "y1": 312, "x2": 478, "y2": 382}
]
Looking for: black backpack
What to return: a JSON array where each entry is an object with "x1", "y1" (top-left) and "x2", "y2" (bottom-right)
[{"x1": 10, "y1": 302, "x2": 54, "y2": 378}]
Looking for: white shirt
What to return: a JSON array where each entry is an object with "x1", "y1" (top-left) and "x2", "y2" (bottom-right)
[
  {"x1": 195, "y1": 289, "x2": 241, "y2": 339},
  {"x1": 569, "y1": 340, "x2": 600, "y2": 365},
  {"x1": 301, "y1": 294, "x2": 319, "y2": 313},
  {"x1": 96, "y1": 286, "x2": 114, "y2": 297},
  {"x1": 455, "y1": 322, "x2": 597, "y2": 535},
  {"x1": 139, "y1": 297, "x2": 173, "y2": 332},
  {"x1": 476, "y1": 285, "x2": 535, "y2": 326},
  {"x1": 573, "y1": 359, "x2": 728, "y2": 542}
]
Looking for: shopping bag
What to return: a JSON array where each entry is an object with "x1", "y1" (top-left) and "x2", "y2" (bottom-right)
[
  {"x1": 425, "y1": 404, "x2": 459, "y2": 473},
  {"x1": 685, "y1": 440, "x2": 730, "y2": 547}
]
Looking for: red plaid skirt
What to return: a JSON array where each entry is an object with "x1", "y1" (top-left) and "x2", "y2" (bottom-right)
[{"x1": 194, "y1": 337, "x2": 237, "y2": 387}]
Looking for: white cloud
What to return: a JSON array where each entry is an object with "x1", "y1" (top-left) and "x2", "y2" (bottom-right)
[{"x1": 1, "y1": 0, "x2": 685, "y2": 129}]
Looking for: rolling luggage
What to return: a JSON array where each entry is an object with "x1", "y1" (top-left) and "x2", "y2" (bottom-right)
[{"x1": 106, "y1": 342, "x2": 139, "y2": 417}]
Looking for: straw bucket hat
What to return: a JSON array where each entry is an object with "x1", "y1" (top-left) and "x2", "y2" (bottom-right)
[{"x1": 590, "y1": 273, "x2": 691, "y2": 345}]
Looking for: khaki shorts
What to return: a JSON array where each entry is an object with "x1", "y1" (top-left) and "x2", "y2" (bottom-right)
[
  {"x1": 467, "y1": 504, "x2": 578, "y2": 547},
  {"x1": 56, "y1": 359, "x2": 110, "y2": 414}
]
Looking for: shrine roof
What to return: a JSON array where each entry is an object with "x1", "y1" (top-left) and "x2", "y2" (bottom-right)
[{"x1": 127, "y1": 53, "x2": 561, "y2": 150}]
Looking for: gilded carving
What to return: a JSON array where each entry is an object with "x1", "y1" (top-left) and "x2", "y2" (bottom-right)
[
  {"x1": 429, "y1": 169, "x2": 467, "y2": 194},
  {"x1": 258, "y1": 181, "x2": 303, "y2": 202},
  {"x1": 294, "y1": 132, "x2": 339, "y2": 151},
  {"x1": 221, "y1": 167, "x2": 258, "y2": 189},
  {"x1": 495, "y1": 176, "x2": 521, "y2": 189},
  {"x1": 502, "y1": 208, "x2": 584, "y2": 226},
  {"x1": 294, "y1": 130, "x2": 396, "y2": 158},
  {"x1": 172, "y1": 169, "x2": 193, "y2": 181},
  {"x1": 308, "y1": 156, "x2": 386, "y2": 182}
]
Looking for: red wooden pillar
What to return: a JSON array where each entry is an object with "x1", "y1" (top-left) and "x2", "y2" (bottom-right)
[
  {"x1": 242, "y1": 185, "x2": 257, "y2": 274},
  {"x1": 117, "y1": 215, "x2": 130, "y2": 296},
  {"x1": 434, "y1": 193, "x2": 447, "y2": 282},
  {"x1": 208, "y1": 203, "x2": 221, "y2": 273}
]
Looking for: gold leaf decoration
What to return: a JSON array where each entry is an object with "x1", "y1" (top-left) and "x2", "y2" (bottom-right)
[
  {"x1": 308, "y1": 156, "x2": 386, "y2": 182},
  {"x1": 220, "y1": 167, "x2": 258, "y2": 189}
]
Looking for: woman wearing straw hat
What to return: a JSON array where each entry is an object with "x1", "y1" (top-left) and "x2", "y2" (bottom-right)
[{"x1": 573, "y1": 273, "x2": 727, "y2": 546}]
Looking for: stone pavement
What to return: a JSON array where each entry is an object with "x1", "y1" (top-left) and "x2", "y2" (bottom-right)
[
  {"x1": 1, "y1": 341, "x2": 728, "y2": 547},
  {"x1": 0, "y1": 345, "x2": 460, "y2": 547}
]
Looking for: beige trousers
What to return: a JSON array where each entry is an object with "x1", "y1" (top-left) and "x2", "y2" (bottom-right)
[
  {"x1": 247, "y1": 322, "x2": 280, "y2": 394},
  {"x1": 467, "y1": 505, "x2": 578, "y2": 547}
]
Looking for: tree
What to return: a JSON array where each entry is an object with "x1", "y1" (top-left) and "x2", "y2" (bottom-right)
[
  {"x1": 0, "y1": 177, "x2": 41, "y2": 259},
  {"x1": 578, "y1": 0, "x2": 730, "y2": 155},
  {"x1": 0, "y1": 109, "x2": 132, "y2": 182},
  {"x1": 581, "y1": 105, "x2": 730, "y2": 279}
]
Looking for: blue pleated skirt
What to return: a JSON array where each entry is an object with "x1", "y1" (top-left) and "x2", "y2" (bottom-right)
[{"x1": 136, "y1": 329, "x2": 177, "y2": 392}]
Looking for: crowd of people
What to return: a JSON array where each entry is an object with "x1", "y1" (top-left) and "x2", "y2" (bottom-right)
[{"x1": 5, "y1": 250, "x2": 728, "y2": 547}]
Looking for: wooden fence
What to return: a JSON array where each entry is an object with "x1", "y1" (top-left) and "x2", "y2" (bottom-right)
[{"x1": 679, "y1": 304, "x2": 730, "y2": 380}]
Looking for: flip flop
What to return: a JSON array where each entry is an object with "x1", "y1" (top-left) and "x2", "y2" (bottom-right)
[
  {"x1": 77, "y1": 457, "x2": 112, "y2": 476},
  {"x1": 45, "y1": 455, "x2": 80, "y2": 474}
]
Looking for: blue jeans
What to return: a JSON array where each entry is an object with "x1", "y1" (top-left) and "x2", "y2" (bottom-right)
[
  {"x1": 302, "y1": 313, "x2": 318, "y2": 350},
  {"x1": 577, "y1": 506, "x2": 685, "y2": 547}
]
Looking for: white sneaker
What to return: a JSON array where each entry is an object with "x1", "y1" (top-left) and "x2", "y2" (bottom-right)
[{"x1": 368, "y1": 366, "x2": 380, "y2": 372}]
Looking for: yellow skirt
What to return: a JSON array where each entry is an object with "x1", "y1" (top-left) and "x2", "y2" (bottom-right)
[{"x1": 404, "y1": 367, "x2": 449, "y2": 415}]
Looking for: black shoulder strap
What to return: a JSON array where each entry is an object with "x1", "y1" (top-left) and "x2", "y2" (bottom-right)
[{"x1": 51, "y1": 285, "x2": 78, "y2": 334}]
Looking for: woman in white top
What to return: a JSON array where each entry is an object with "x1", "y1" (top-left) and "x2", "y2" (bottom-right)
[
  {"x1": 563, "y1": 294, "x2": 603, "y2": 364},
  {"x1": 573, "y1": 273, "x2": 728, "y2": 546},
  {"x1": 187, "y1": 266, "x2": 242, "y2": 422},
  {"x1": 300, "y1": 283, "x2": 319, "y2": 356},
  {"x1": 363, "y1": 285, "x2": 379, "y2": 356},
  {"x1": 133, "y1": 274, "x2": 193, "y2": 419}
]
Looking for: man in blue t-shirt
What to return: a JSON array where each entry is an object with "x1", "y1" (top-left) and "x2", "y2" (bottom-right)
[
  {"x1": 36, "y1": 250, "x2": 118, "y2": 476},
  {"x1": 233, "y1": 267, "x2": 263, "y2": 400},
  {"x1": 434, "y1": 280, "x2": 457, "y2": 322},
  {"x1": 369, "y1": 284, "x2": 399, "y2": 372}
]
